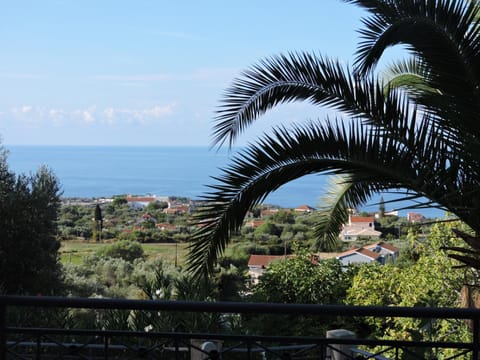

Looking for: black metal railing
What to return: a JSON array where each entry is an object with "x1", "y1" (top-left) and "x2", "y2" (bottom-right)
[{"x1": 1, "y1": 295, "x2": 479, "y2": 360}]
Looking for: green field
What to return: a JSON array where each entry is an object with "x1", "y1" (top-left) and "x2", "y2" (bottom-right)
[{"x1": 60, "y1": 241, "x2": 189, "y2": 265}]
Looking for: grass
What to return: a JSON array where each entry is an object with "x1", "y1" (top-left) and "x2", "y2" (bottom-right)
[{"x1": 60, "y1": 240, "x2": 190, "y2": 266}]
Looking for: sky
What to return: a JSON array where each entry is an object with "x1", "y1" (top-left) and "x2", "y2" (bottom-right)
[{"x1": 0, "y1": 1, "x2": 369, "y2": 146}]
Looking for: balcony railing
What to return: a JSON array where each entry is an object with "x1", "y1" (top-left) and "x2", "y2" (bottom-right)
[{"x1": 1, "y1": 295, "x2": 479, "y2": 360}]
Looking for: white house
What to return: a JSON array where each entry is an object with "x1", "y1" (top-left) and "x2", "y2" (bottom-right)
[
  {"x1": 363, "y1": 242, "x2": 400, "y2": 264},
  {"x1": 336, "y1": 241, "x2": 399, "y2": 266},
  {"x1": 126, "y1": 195, "x2": 157, "y2": 209},
  {"x1": 340, "y1": 215, "x2": 382, "y2": 241}
]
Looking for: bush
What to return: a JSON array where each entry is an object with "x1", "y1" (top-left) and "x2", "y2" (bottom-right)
[{"x1": 97, "y1": 240, "x2": 144, "y2": 262}]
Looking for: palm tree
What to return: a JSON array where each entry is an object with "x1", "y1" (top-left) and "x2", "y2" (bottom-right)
[{"x1": 187, "y1": 0, "x2": 480, "y2": 277}]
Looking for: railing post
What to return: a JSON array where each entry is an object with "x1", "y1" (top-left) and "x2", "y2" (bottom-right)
[
  {"x1": 0, "y1": 303, "x2": 6, "y2": 360},
  {"x1": 36, "y1": 334, "x2": 41, "y2": 360},
  {"x1": 473, "y1": 316, "x2": 480, "y2": 360},
  {"x1": 104, "y1": 335, "x2": 109, "y2": 360},
  {"x1": 175, "y1": 339, "x2": 180, "y2": 360}
]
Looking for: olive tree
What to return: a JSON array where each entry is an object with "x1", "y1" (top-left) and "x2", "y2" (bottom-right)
[{"x1": 0, "y1": 147, "x2": 63, "y2": 295}]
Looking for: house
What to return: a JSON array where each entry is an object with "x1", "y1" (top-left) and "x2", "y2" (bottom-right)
[
  {"x1": 126, "y1": 196, "x2": 157, "y2": 209},
  {"x1": 364, "y1": 242, "x2": 400, "y2": 263},
  {"x1": 244, "y1": 219, "x2": 266, "y2": 228},
  {"x1": 163, "y1": 205, "x2": 190, "y2": 215},
  {"x1": 156, "y1": 223, "x2": 177, "y2": 231},
  {"x1": 294, "y1": 205, "x2": 316, "y2": 213},
  {"x1": 336, "y1": 241, "x2": 399, "y2": 266},
  {"x1": 375, "y1": 210, "x2": 399, "y2": 218},
  {"x1": 247, "y1": 255, "x2": 287, "y2": 284},
  {"x1": 407, "y1": 212, "x2": 426, "y2": 223},
  {"x1": 260, "y1": 208, "x2": 279, "y2": 218},
  {"x1": 340, "y1": 215, "x2": 382, "y2": 241},
  {"x1": 337, "y1": 247, "x2": 380, "y2": 266},
  {"x1": 248, "y1": 253, "x2": 321, "y2": 284}
]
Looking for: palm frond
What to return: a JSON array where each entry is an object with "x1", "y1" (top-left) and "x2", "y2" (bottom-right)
[
  {"x1": 445, "y1": 253, "x2": 480, "y2": 269},
  {"x1": 349, "y1": 0, "x2": 479, "y2": 77},
  {"x1": 347, "y1": 0, "x2": 480, "y2": 135},
  {"x1": 188, "y1": 118, "x2": 457, "y2": 276},
  {"x1": 381, "y1": 57, "x2": 440, "y2": 96},
  {"x1": 314, "y1": 176, "x2": 374, "y2": 250},
  {"x1": 212, "y1": 52, "x2": 414, "y2": 148},
  {"x1": 190, "y1": 0, "x2": 480, "y2": 275}
]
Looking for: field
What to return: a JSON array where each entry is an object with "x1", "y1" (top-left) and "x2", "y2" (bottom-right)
[{"x1": 60, "y1": 241, "x2": 190, "y2": 266}]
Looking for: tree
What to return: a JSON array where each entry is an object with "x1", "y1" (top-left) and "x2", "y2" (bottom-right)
[
  {"x1": 94, "y1": 204, "x2": 103, "y2": 242},
  {"x1": 244, "y1": 251, "x2": 353, "y2": 336},
  {"x1": 378, "y1": 196, "x2": 385, "y2": 218},
  {"x1": 345, "y1": 226, "x2": 469, "y2": 358},
  {"x1": 187, "y1": 0, "x2": 480, "y2": 276},
  {"x1": 97, "y1": 240, "x2": 145, "y2": 262},
  {"x1": 0, "y1": 147, "x2": 63, "y2": 294},
  {"x1": 112, "y1": 195, "x2": 127, "y2": 207}
]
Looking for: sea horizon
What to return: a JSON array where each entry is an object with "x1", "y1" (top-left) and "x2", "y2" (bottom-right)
[{"x1": 5, "y1": 145, "x2": 445, "y2": 218}]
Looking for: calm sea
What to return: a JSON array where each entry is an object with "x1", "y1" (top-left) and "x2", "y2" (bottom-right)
[
  {"x1": 5, "y1": 146, "x2": 325, "y2": 208},
  {"x1": 5, "y1": 145, "x2": 443, "y2": 217}
]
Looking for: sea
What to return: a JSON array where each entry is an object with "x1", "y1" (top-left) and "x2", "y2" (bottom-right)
[{"x1": 5, "y1": 145, "x2": 443, "y2": 218}]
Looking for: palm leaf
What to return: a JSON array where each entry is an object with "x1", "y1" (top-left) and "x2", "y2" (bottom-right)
[
  {"x1": 213, "y1": 53, "x2": 414, "y2": 148},
  {"x1": 188, "y1": 118, "x2": 455, "y2": 276},
  {"x1": 381, "y1": 57, "x2": 440, "y2": 96},
  {"x1": 314, "y1": 176, "x2": 377, "y2": 250},
  {"x1": 347, "y1": 0, "x2": 480, "y2": 135}
]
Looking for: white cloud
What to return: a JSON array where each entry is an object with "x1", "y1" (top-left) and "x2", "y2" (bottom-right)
[
  {"x1": 82, "y1": 110, "x2": 95, "y2": 124},
  {"x1": 104, "y1": 108, "x2": 115, "y2": 118},
  {"x1": 10, "y1": 105, "x2": 41, "y2": 127},
  {"x1": 141, "y1": 104, "x2": 175, "y2": 118},
  {"x1": 48, "y1": 108, "x2": 66, "y2": 127},
  {"x1": 21, "y1": 105, "x2": 32, "y2": 113},
  {"x1": 11, "y1": 105, "x2": 33, "y2": 115},
  {"x1": 6, "y1": 103, "x2": 176, "y2": 127}
]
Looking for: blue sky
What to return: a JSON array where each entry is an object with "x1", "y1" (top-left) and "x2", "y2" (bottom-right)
[{"x1": 0, "y1": 1, "x2": 368, "y2": 146}]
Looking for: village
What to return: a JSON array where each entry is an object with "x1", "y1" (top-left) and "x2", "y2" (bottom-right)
[{"x1": 59, "y1": 193, "x2": 432, "y2": 287}]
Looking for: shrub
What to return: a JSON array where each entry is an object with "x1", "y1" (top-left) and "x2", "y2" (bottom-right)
[{"x1": 97, "y1": 240, "x2": 144, "y2": 262}]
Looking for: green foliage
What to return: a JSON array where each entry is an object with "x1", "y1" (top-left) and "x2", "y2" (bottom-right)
[
  {"x1": 112, "y1": 195, "x2": 127, "y2": 206},
  {"x1": 145, "y1": 201, "x2": 168, "y2": 211},
  {"x1": 252, "y1": 251, "x2": 352, "y2": 304},
  {"x1": 271, "y1": 209, "x2": 295, "y2": 224},
  {"x1": 0, "y1": 147, "x2": 63, "y2": 295},
  {"x1": 244, "y1": 249, "x2": 353, "y2": 336},
  {"x1": 345, "y1": 224, "x2": 469, "y2": 357},
  {"x1": 379, "y1": 196, "x2": 385, "y2": 218},
  {"x1": 97, "y1": 240, "x2": 145, "y2": 262},
  {"x1": 254, "y1": 221, "x2": 281, "y2": 236}
]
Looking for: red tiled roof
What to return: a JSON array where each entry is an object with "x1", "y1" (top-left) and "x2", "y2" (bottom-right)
[
  {"x1": 260, "y1": 209, "x2": 279, "y2": 217},
  {"x1": 337, "y1": 246, "x2": 380, "y2": 260},
  {"x1": 245, "y1": 220, "x2": 265, "y2": 228},
  {"x1": 295, "y1": 205, "x2": 316, "y2": 211},
  {"x1": 126, "y1": 196, "x2": 156, "y2": 202},
  {"x1": 356, "y1": 247, "x2": 380, "y2": 259},
  {"x1": 350, "y1": 216, "x2": 374, "y2": 223},
  {"x1": 368, "y1": 241, "x2": 399, "y2": 253},
  {"x1": 248, "y1": 255, "x2": 286, "y2": 267}
]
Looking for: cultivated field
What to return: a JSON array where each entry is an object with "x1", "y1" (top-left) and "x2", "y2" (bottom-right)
[{"x1": 60, "y1": 241, "x2": 190, "y2": 265}]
